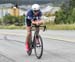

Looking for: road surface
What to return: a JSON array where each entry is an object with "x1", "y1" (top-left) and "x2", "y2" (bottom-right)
[{"x1": 0, "y1": 30, "x2": 75, "y2": 62}]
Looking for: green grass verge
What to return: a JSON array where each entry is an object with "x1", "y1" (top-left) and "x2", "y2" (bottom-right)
[
  {"x1": 46, "y1": 23, "x2": 75, "y2": 30},
  {"x1": 0, "y1": 24, "x2": 75, "y2": 30},
  {"x1": 0, "y1": 25, "x2": 25, "y2": 29}
]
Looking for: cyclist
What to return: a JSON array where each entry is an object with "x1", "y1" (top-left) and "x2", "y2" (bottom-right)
[{"x1": 25, "y1": 4, "x2": 44, "y2": 52}]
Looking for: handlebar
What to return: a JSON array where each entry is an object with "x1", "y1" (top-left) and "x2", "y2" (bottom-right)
[{"x1": 31, "y1": 25, "x2": 46, "y2": 31}]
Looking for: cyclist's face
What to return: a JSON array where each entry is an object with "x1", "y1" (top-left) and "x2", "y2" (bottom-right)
[{"x1": 33, "y1": 10, "x2": 39, "y2": 15}]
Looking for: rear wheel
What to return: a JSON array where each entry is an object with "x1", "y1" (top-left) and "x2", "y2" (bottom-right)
[{"x1": 34, "y1": 35, "x2": 43, "y2": 59}]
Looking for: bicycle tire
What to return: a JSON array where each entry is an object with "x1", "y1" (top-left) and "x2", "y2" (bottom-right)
[{"x1": 34, "y1": 35, "x2": 43, "y2": 59}]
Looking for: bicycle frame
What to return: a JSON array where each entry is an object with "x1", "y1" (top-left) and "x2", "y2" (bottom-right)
[
  {"x1": 32, "y1": 25, "x2": 46, "y2": 59},
  {"x1": 31, "y1": 25, "x2": 46, "y2": 45},
  {"x1": 32, "y1": 25, "x2": 46, "y2": 34},
  {"x1": 26, "y1": 25, "x2": 46, "y2": 58}
]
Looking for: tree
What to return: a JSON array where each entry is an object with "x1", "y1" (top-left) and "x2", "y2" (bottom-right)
[
  {"x1": 55, "y1": 0, "x2": 75, "y2": 24},
  {"x1": 69, "y1": 0, "x2": 75, "y2": 9}
]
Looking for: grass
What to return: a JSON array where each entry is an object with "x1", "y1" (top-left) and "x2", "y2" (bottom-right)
[
  {"x1": 46, "y1": 23, "x2": 75, "y2": 30},
  {"x1": 0, "y1": 25, "x2": 25, "y2": 29},
  {"x1": 0, "y1": 24, "x2": 75, "y2": 30}
]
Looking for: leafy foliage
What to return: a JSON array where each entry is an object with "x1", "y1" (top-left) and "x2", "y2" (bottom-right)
[
  {"x1": 3, "y1": 15, "x2": 25, "y2": 26},
  {"x1": 55, "y1": 0, "x2": 75, "y2": 24}
]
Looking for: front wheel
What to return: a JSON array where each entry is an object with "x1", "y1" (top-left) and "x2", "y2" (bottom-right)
[{"x1": 34, "y1": 35, "x2": 43, "y2": 59}]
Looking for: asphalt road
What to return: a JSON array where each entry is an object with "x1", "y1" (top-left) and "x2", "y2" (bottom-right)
[{"x1": 0, "y1": 30, "x2": 75, "y2": 62}]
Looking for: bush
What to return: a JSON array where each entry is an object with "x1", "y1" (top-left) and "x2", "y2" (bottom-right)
[
  {"x1": 0, "y1": 18, "x2": 2, "y2": 25},
  {"x1": 3, "y1": 15, "x2": 25, "y2": 26},
  {"x1": 55, "y1": 10, "x2": 66, "y2": 24},
  {"x1": 55, "y1": 0, "x2": 75, "y2": 24}
]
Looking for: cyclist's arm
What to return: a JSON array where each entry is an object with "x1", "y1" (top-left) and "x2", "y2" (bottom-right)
[
  {"x1": 32, "y1": 21, "x2": 37, "y2": 24},
  {"x1": 32, "y1": 20, "x2": 44, "y2": 25}
]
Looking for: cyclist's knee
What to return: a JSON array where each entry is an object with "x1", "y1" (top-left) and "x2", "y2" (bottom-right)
[{"x1": 27, "y1": 31, "x2": 31, "y2": 36}]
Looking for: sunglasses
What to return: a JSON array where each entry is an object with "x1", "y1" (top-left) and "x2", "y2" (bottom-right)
[{"x1": 33, "y1": 10, "x2": 39, "y2": 12}]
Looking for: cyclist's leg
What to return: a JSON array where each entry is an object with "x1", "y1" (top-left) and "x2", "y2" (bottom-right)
[
  {"x1": 26, "y1": 26, "x2": 31, "y2": 42},
  {"x1": 26, "y1": 19, "x2": 31, "y2": 51}
]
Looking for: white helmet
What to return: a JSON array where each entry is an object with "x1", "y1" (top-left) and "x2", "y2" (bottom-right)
[{"x1": 32, "y1": 4, "x2": 40, "y2": 10}]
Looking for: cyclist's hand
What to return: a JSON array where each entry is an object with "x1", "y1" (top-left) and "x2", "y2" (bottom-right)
[
  {"x1": 32, "y1": 21, "x2": 39, "y2": 25},
  {"x1": 36, "y1": 21, "x2": 39, "y2": 25},
  {"x1": 36, "y1": 21, "x2": 44, "y2": 25},
  {"x1": 32, "y1": 21, "x2": 36, "y2": 25},
  {"x1": 32, "y1": 20, "x2": 40, "y2": 25}
]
